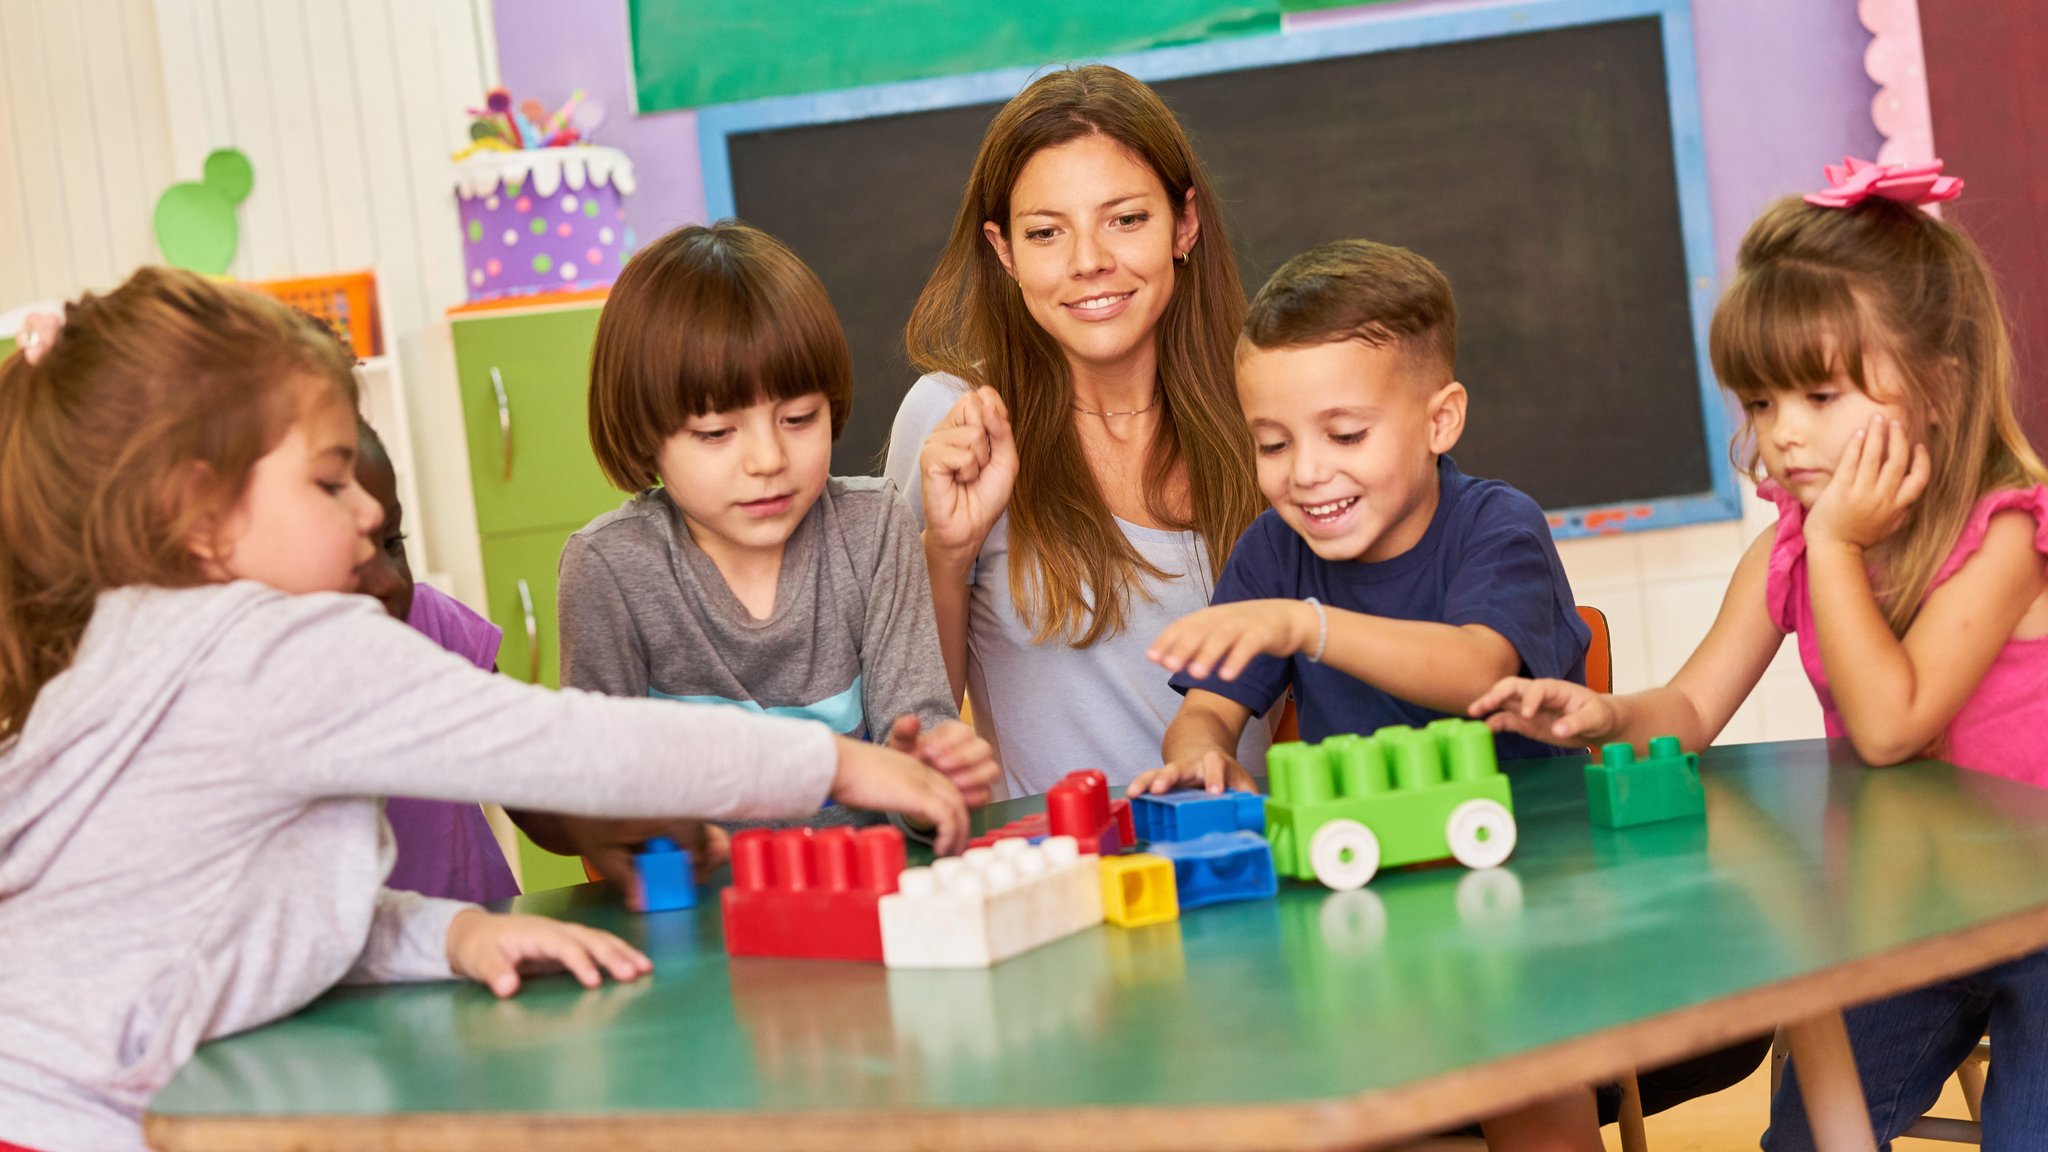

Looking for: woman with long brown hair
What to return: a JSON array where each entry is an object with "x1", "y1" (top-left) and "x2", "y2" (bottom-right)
[{"x1": 884, "y1": 65, "x2": 1267, "y2": 796}]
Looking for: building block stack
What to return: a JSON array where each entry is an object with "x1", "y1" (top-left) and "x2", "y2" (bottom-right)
[
  {"x1": 879, "y1": 836, "x2": 1104, "y2": 968},
  {"x1": 1130, "y1": 789, "x2": 1275, "y2": 908},
  {"x1": 1264, "y1": 718, "x2": 1517, "y2": 890},
  {"x1": 722, "y1": 825, "x2": 906, "y2": 962},
  {"x1": 1585, "y1": 736, "x2": 1705, "y2": 828},
  {"x1": 971, "y1": 769, "x2": 1134, "y2": 855}
]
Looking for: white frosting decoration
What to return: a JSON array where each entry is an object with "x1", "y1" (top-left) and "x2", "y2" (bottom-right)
[{"x1": 454, "y1": 145, "x2": 636, "y2": 201}]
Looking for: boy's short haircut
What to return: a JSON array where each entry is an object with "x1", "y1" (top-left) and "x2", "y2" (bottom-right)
[
  {"x1": 588, "y1": 221, "x2": 854, "y2": 492},
  {"x1": 1241, "y1": 239, "x2": 1457, "y2": 379}
]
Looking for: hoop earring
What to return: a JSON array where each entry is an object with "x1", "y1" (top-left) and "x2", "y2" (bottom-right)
[{"x1": 1175, "y1": 250, "x2": 1190, "y2": 266}]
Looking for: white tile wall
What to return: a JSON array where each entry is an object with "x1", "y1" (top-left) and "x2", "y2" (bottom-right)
[{"x1": 2, "y1": 0, "x2": 496, "y2": 607}]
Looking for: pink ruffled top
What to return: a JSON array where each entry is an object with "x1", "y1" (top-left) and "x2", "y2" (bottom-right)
[{"x1": 1762, "y1": 481, "x2": 2048, "y2": 786}]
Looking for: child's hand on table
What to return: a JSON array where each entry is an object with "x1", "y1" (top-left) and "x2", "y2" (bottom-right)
[
  {"x1": 1147, "y1": 599, "x2": 1317, "y2": 681},
  {"x1": 446, "y1": 908, "x2": 652, "y2": 998},
  {"x1": 884, "y1": 714, "x2": 999, "y2": 808},
  {"x1": 832, "y1": 735, "x2": 972, "y2": 855},
  {"x1": 1126, "y1": 750, "x2": 1257, "y2": 797},
  {"x1": 1469, "y1": 676, "x2": 1618, "y2": 748}
]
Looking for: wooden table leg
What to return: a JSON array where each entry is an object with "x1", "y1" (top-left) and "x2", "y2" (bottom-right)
[{"x1": 1783, "y1": 1010, "x2": 1878, "y2": 1152}]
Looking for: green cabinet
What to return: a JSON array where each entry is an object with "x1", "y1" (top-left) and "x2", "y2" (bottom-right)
[
  {"x1": 480, "y1": 526, "x2": 576, "y2": 689},
  {"x1": 452, "y1": 306, "x2": 620, "y2": 537},
  {"x1": 452, "y1": 301, "x2": 625, "y2": 893}
]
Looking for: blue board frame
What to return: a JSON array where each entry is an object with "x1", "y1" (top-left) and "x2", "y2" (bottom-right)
[{"x1": 697, "y1": 0, "x2": 1737, "y2": 539}]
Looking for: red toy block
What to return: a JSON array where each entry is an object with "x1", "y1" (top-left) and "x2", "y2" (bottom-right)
[
  {"x1": 1048, "y1": 771, "x2": 1132, "y2": 854},
  {"x1": 967, "y1": 771, "x2": 1135, "y2": 854},
  {"x1": 721, "y1": 825, "x2": 905, "y2": 962}
]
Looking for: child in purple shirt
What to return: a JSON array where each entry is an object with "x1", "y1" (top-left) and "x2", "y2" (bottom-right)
[
  {"x1": 354, "y1": 423, "x2": 522, "y2": 904},
  {"x1": 354, "y1": 421, "x2": 725, "y2": 906}
]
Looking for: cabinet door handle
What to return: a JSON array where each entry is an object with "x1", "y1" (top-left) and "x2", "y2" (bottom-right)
[
  {"x1": 489, "y1": 366, "x2": 514, "y2": 481},
  {"x1": 516, "y1": 577, "x2": 540, "y2": 683}
]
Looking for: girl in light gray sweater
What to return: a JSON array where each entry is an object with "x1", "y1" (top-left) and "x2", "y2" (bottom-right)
[{"x1": 0, "y1": 270, "x2": 970, "y2": 1152}]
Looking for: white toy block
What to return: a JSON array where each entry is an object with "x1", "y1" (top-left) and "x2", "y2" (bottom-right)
[{"x1": 879, "y1": 835, "x2": 1104, "y2": 968}]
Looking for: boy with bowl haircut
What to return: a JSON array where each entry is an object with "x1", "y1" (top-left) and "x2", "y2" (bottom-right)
[{"x1": 1130, "y1": 239, "x2": 1591, "y2": 796}]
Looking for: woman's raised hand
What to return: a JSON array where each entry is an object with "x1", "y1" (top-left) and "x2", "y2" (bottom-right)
[{"x1": 920, "y1": 386, "x2": 1017, "y2": 558}]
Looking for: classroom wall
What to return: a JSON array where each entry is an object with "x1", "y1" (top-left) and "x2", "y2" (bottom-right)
[
  {"x1": 496, "y1": 0, "x2": 1882, "y2": 742},
  {"x1": 0, "y1": 0, "x2": 497, "y2": 604},
  {"x1": 1, "y1": 0, "x2": 1886, "y2": 744}
]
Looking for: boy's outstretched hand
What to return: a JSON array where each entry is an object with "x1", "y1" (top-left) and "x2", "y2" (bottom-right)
[
  {"x1": 831, "y1": 735, "x2": 972, "y2": 855},
  {"x1": 1148, "y1": 599, "x2": 1316, "y2": 682},
  {"x1": 1468, "y1": 676, "x2": 1618, "y2": 748},
  {"x1": 446, "y1": 909, "x2": 652, "y2": 998},
  {"x1": 884, "y1": 715, "x2": 998, "y2": 808},
  {"x1": 1125, "y1": 749, "x2": 1256, "y2": 797}
]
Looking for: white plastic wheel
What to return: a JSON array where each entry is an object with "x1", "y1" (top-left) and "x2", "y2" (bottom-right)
[
  {"x1": 1308, "y1": 819, "x2": 1381, "y2": 891},
  {"x1": 1445, "y1": 799, "x2": 1517, "y2": 869}
]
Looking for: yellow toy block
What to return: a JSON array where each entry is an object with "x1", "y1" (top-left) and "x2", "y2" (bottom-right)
[{"x1": 1099, "y1": 854, "x2": 1178, "y2": 928}]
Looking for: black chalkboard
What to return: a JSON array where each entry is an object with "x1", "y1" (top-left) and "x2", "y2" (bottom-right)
[{"x1": 723, "y1": 14, "x2": 1713, "y2": 515}]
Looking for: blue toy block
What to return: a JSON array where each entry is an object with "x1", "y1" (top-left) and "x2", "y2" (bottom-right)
[
  {"x1": 634, "y1": 837, "x2": 696, "y2": 912},
  {"x1": 1146, "y1": 831, "x2": 1277, "y2": 909},
  {"x1": 1130, "y1": 789, "x2": 1266, "y2": 843}
]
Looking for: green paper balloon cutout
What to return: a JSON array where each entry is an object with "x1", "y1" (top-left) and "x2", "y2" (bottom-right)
[{"x1": 153, "y1": 148, "x2": 254, "y2": 274}]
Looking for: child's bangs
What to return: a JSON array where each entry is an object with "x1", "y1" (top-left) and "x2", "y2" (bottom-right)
[
  {"x1": 1710, "y1": 260, "x2": 1878, "y2": 401},
  {"x1": 668, "y1": 307, "x2": 839, "y2": 422},
  {"x1": 641, "y1": 267, "x2": 852, "y2": 441}
]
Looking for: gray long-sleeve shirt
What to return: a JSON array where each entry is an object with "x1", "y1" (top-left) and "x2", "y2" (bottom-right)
[{"x1": 0, "y1": 582, "x2": 838, "y2": 1151}]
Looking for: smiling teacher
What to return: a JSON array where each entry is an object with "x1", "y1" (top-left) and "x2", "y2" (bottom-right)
[{"x1": 884, "y1": 65, "x2": 1268, "y2": 797}]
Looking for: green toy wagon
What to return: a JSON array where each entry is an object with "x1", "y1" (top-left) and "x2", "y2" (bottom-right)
[{"x1": 1265, "y1": 718, "x2": 1516, "y2": 890}]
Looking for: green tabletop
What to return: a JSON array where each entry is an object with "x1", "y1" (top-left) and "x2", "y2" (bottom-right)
[{"x1": 147, "y1": 740, "x2": 2048, "y2": 1151}]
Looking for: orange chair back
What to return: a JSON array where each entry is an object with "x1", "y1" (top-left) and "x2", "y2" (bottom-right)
[{"x1": 1578, "y1": 604, "x2": 1612, "y2": 694}]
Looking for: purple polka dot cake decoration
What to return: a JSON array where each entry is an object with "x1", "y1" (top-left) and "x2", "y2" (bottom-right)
[{"x1": 452, "y1": 89, "x2": 636, "y2": 303}]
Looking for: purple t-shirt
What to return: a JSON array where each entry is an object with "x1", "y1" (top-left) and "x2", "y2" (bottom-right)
[{"x1": 382, "y1": 584, "x2": 523, "y2": 904}]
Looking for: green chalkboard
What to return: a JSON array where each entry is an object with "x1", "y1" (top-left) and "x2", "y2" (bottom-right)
[{"x1": 630, "y1": 1, "x2": 1285, "y2": 110}]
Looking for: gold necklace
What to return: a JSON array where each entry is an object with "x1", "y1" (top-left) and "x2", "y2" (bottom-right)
[{"x1": 1072, "y1": 390, "x2": 1160, "y2": 418}]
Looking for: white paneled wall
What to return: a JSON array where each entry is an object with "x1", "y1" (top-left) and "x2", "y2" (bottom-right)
[
  {"x1": 0, "y1": 0, "x2": 173, "y2": 306},
  {"x1": 2, "y1": 0, "x2": 495, "y2": 602},
  {"x1": 1554, "y1": 479, "x2": 1825, "y2": 746}
]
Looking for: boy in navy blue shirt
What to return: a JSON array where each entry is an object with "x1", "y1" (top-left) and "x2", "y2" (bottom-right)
[{"x1": 1130, "y1": 239, "x2": 1590, "y2": 796}]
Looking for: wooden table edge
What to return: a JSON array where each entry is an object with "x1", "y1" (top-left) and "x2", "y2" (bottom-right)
[{"x1": 145, "y1": 903, "x2": 2048, "y2": 1152}]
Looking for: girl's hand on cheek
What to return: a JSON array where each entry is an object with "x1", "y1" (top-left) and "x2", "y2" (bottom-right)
[{"x1": 1805, "y1": 416, "x2": 1930, "y2": 552}]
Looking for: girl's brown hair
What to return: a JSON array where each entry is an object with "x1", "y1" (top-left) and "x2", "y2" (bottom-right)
[
  {"x1": 0, "y1": 267, "x2": 358, "y2": 737},
  {"x1": 588, "y1": 221, "x2": 854, "y2": 492},
  {"x1": 904, "y1": 64, "x2": 1261, "y2": 647},
  {"x1": 1711, "y1": 195, "x2": 2048, "y2": 635}
]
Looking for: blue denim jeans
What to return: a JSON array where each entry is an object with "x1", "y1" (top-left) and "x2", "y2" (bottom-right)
[{"x1": 1764, "y1": 948, "x2": 2048, "y2": 1151}]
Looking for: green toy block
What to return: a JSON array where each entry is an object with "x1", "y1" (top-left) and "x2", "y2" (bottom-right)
[
  {"x1": 1585, "y1": 736, "x2": 1705, "y2": 828},
  {"x1": 1264, "y1": 718, "x2": 1517, "y2": 890}
]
